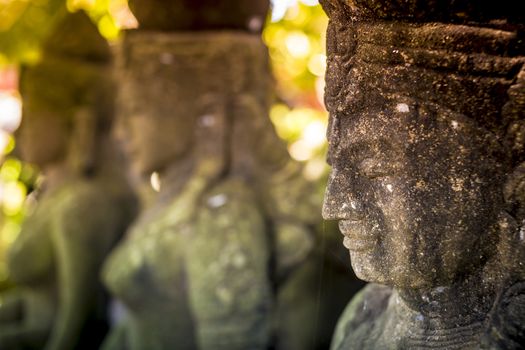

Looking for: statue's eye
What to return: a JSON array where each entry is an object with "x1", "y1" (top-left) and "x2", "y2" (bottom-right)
[{"x1": 359, "y1": 158, "x2": 393, "y2": 179}]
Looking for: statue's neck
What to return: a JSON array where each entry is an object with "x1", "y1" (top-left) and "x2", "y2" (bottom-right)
[
  {"x1": 157, "y1": 155, "x2": 196, "y2": 200},
  {"x1": 397, "y1": 271, "x2": 497, "y2": 327},
  {"x1": 42, "y1": 161, "x2": 72, "y2": 193},
  {"x1": 378, "y1": 272, "x2": 497, "y2": 348}
]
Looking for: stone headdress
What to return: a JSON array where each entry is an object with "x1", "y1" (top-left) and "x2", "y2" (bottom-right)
[
  {"x1": 19, "y1": 11, "x2": 117, "y2": 175},
  {"x1": 20, "y1": 11, "x2": 113, "y2": 129},
  {"x1": 117, "y1": 29, "x2": 290, "y2": 181},
  {"x1": 321, "y1": 0, "x2": 525, "y2": 278}
]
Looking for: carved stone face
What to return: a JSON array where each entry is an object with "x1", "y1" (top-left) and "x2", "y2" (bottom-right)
[
  {"x1": 117, "y1": 32, "x2": 261, "y2": 177},
  {"x1": 116, "y1": 74, "x2": 197, "y2": 176},
  {"x1": 322, "y1": 98, "x2": 506, "y2": 289},
  {"x1": 17, "y1": 104, "x2": 69, "y2": 167}
]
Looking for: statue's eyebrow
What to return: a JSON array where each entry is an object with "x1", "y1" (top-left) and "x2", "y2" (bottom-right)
[
  {"x1": 326, "y1": 112, "x2": 341, "y2": 166},
  {"x1": 329, "y1": 135, "x2": 397, "y2": 165},
  {"x1": 326, "y1": 141, "x2": 336, "y2": 166}
]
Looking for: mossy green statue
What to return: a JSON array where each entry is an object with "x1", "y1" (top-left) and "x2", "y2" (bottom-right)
[
  {"x1": 0, "y1": 11, "x2": 137, "y2": 350},
  {"x1": 100, "y1": 27, "x2": 320, "y2": 349}
]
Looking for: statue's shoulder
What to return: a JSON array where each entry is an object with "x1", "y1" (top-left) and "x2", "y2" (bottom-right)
[
  {"x1": 51, "y1": 178, "x2": 135, "y2": 239},
  {"x1": 55, "y1": 178, "x2": 106, "y2": 204},
  {"x1": 483, "y1": 281, "x2": 525, "y2": 349},
  {"x1": 58, "y1": 177, "x2": 134, "y2": 212},
  {"x1": 331, "y1": 283, "x2": 392, "y2": 350}
]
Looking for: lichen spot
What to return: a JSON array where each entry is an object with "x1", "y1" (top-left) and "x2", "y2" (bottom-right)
[
  {"x1": 207, "y1": 194, "x2": 228, "y2": 208},
  {"x1": 199, "y1": 114, "x2": 216, "y2": 127},
  {"x1": 451, "y1": 178, "x2": 464, "y2": 192},
  {"x1": 396, "y1": 103, "x2": 410, "y2": 113}
]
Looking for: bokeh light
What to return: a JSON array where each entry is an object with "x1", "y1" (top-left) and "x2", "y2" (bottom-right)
[
  {"x1": 265, "y1": 0, "x2": 329, "y2": 180},
  {"x1": 285, "y1": 31, "x2": 311, "y2": 58},
  {"x1": 0, "y1": 67, "x2": 28, "y2": 287}
]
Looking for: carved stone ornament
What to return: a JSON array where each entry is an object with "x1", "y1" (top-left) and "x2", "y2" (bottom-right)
[{"x1": 320, "y1": 0, "x2": 525, "y2": 348}]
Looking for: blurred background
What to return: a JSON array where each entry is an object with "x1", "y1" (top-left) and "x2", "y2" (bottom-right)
[{"x1": 0, "y1": 0, "x2": 330, "y2": 290}]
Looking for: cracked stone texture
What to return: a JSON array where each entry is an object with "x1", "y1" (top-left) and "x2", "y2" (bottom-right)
[
  {"x1": 320, "y1": 0, "x2": 525, "y2": 348},
  {"x1": 0, "y1": 11, "x2": 137, "y2": 350}
]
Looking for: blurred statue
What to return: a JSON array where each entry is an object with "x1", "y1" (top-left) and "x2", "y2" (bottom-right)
[
  {"x1": 101, "y1": 28, "x2": 322, "y2": 349},
  {"x1": 320, "y1": 1, "x2": 525, "y2": 349},
  {"x1": 0, "y1": 11, "x2": 137, "y2": 350}
]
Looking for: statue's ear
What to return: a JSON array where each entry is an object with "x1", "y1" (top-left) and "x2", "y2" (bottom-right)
[
  {"x1": 69, "y1": 107, "x2": 97, "y2": 176},
  {"x1": 504, "y1": 162, "x2": 525, "y2": 222}
]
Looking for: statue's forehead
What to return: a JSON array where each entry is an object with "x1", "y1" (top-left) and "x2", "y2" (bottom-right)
[
  {"x1": 321, "y1": 0, "x2": 524, "y2": 22},
  {"x1": 326, "y1": 108, "x2": 409, "y2": 158},
  {"x1": 326, "y1": 99, "x2": 481, "y2": 154}
]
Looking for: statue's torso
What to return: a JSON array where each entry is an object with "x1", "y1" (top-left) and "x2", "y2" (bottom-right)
[
  {"x1": 103, "y1": 212, "x2": 196, "y2": 349},
  {"x1": 5, "y1": 177, "x2": 136, "y2": 346},
  {"x1": 103, "y1": 178, "x2": 273, "y2": 350}
]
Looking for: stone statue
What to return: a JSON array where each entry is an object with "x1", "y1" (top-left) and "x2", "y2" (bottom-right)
[
  {"x1": 319, "y1": 0, "x2": 525, "y2": 348},
  {"x1": 101, "y1": 28, "x2": 319, "y2": 349},
  {"x1": 0, "y1": 11, "x2": 137, "y2": 350}
]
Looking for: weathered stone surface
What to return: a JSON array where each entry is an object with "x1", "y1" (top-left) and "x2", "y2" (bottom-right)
[
  {"x1": 324, "y1": 0, "x2": 525, "y2": 23},
  {"x1": 0, "y1": 11, "x2": 137, "y2": 350},
  {"x1": 102, "y1": 30, "x2": 323, "y2": 350},
  {"x1": 128, "y1": 0, "x2": 269, "y2": 32},
  {"x1": 320, "y1": 0, "x2": 525, "y2": 348}
]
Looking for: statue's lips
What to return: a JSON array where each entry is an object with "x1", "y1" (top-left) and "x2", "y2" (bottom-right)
[{"x1": 338, "y1": 220, "x2": 377, "y2": 252}]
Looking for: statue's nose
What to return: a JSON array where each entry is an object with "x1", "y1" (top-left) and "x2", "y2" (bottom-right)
[{"x1": 322, "y1": 168, "x2": 363, "y2": 220}]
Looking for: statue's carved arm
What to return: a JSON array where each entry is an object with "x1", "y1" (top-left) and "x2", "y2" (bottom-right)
[
  {"x1": 0, "y1": 283, "x2": 54, "y2": 348},
  {"x1": 45, "y1": 194, "x2": 114, "y2": 350},
  {"x1": 0, "y1": 292, "x2": 25, "y2": 348},
  {"x1": 0, "y1": 322, "x2": 44, "y2": 349},
  {"x1": 100, "y1": 318, "x2": 129, "y2": 350},
  {"x1": 6, "y1": 222, "x2": 53, "y2": 286},
  {"x1": 0, "y1": 290, "x2": 23, "y2": 324}
]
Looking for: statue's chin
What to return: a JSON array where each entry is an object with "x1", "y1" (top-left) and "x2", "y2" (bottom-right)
[
  {"x1": 349, "y1": 251, "x2": 445, "y2": 289},
  {"x1": 349, "y1": 251, "x2": 386, "y2": 284}
]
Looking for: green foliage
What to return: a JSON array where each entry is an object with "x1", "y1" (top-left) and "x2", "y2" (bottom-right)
[
  {"x1": 0, "y1": 0, "x2": 122, "y2": 65},
  {"x1": 0, "y1": 0, "x2": 67, "y2": 64},
  {"x1": 66, "y1": 0, "x2": 123, "y2": 39},
  {"x1": 264, "y1": 3, "x2": 328, "y2": 107},
  {"x1": 264, "y1": 2, "x2": 329, "y2": 181}
]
